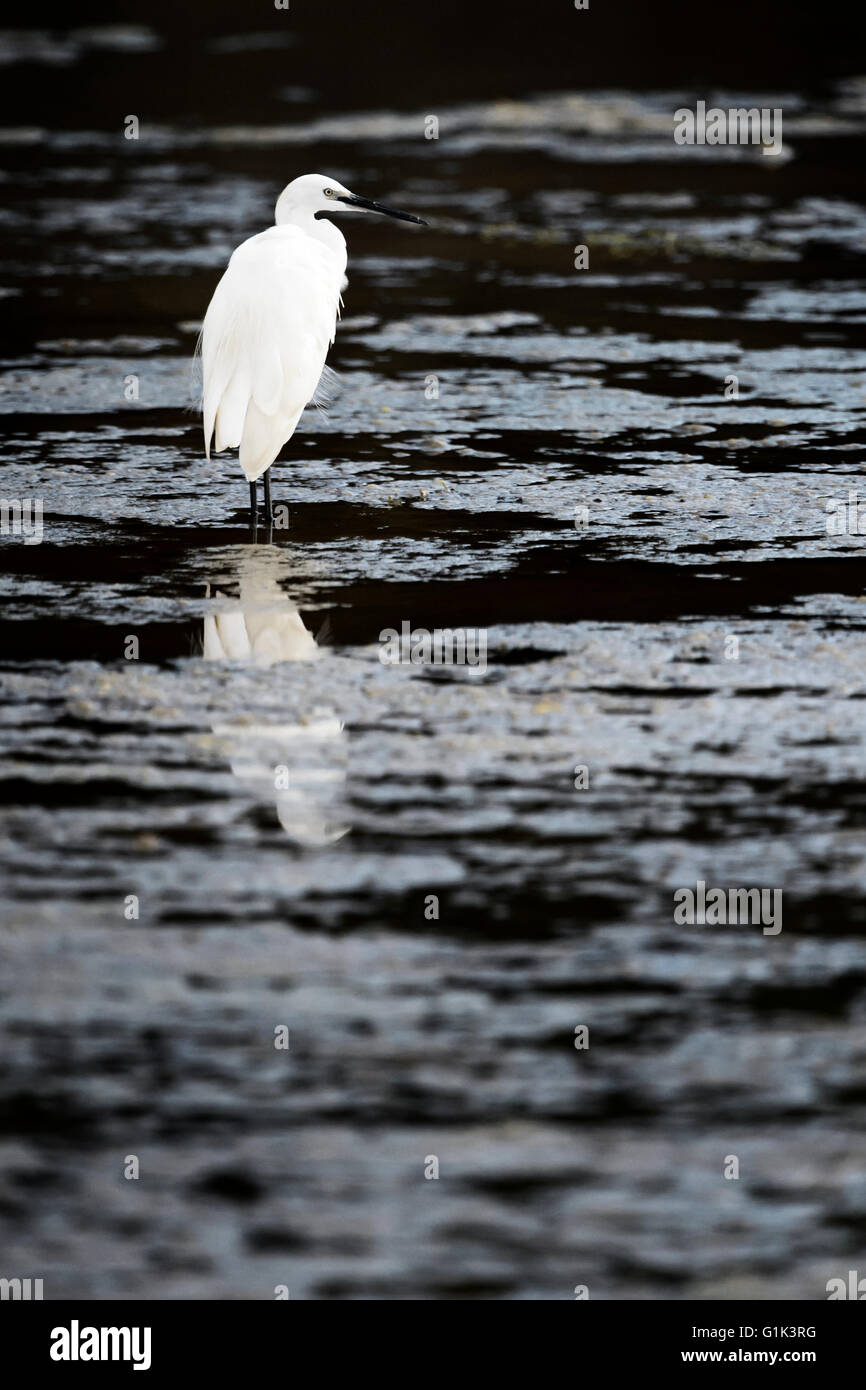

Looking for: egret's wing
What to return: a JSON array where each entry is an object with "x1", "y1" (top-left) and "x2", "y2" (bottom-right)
[{"x1": 202, "y1": 226, "x2": 346, "y2": 481}]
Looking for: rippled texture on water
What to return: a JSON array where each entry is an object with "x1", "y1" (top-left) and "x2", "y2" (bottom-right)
[{"x1": 1, "y1": 6, "x2": 865, "y2": 1299}]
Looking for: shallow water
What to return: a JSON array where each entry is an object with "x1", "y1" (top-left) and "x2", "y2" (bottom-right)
[{"x1": 1, "y1": 17, "x2": 866, "y2": 1299}]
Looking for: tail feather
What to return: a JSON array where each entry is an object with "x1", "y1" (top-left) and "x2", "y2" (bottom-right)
[
  {"x1": 214, "y1": 368, "x2": 252, "y2": 453},
  {"x1": 239, "y1": 401, "x2": 303, "y2": 482}
]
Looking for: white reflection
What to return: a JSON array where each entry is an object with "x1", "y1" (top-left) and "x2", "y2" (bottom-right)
[{"x1": 203, "y1": 547, "x2": 349, "y2": 847}]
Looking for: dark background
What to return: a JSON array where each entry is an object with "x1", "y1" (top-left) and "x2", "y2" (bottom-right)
[{"x1": 4, "y1": 0, "x2": 865, "y2": 126}]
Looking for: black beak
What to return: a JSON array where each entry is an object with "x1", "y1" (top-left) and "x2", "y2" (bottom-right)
[{"x1": 337, "y1": 193, "x2": 427, "y2": 225}]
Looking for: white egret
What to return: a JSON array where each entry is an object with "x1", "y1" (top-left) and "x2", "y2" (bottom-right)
[{"x1": 200, "y1": 173, "x2": 426, "y2": 523}]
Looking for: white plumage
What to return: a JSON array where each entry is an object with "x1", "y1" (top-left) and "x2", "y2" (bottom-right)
[{"x1": 200, "y1": 172, "x2": 425, "y2": 489}]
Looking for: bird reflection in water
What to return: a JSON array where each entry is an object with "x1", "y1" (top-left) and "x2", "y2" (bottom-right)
[{"x1": 202, "y1": 546, "x2": 349, "y2": 847}]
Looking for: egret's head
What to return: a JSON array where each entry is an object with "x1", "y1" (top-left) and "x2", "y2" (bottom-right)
[{"x1": 275, "y1": 173, "x2": 426, "y2": 227}]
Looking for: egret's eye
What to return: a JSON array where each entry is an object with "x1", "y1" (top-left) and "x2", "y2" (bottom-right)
[{"x1": 324, "y1": 188, "x2": 335, "y2": 197}]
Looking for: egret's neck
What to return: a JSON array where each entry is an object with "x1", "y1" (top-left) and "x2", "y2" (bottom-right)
[{"x1": 275, "y1": 206, "x2": 346, "y2": 259}]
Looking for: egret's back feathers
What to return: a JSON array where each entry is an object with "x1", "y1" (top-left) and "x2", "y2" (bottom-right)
[{"x1": 312, "y1": 363, "x2": 340, "y2": 413}]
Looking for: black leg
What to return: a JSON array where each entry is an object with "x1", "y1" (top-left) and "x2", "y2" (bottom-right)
[
  {"x1": 249, "y1": 479, "x2": 258, "y2": 542},
  {"x1": 263, "y1": 469, "x2": 273, "y2": 542}
]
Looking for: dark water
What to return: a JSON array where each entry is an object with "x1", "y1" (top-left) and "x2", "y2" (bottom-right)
[{"x1": 1, "y1": 7, "x2": 866, "y2": 1299}]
